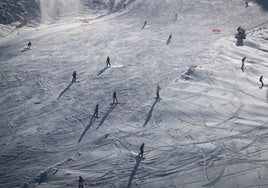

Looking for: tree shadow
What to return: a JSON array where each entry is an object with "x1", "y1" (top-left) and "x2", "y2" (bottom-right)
[
  {"x1": 127, "y1": 156, "x2": 142, "y2": 188},
  {"x1": 96, "y1": 103, "x2": 117, "y2": 129},
  {"x1": 57, "y1": 82, "x2": 73, "y2": 100},
  {"x1": 143, "y1": 98, "x2": 159, "y2": 127},
  {"x1": 236, "y1": 38, "x2": 244, "y2": 46},
  {"x1": 97, "y1": 67, "x2": 109, "y2": 76},
  {"x1": 78, "y1": 116, "x2": 96, "y2": 143}
]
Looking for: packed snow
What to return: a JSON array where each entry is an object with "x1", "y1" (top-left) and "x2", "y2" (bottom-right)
[{"x1": 0, "y1": 0, "x2": 268, "y2": 187}]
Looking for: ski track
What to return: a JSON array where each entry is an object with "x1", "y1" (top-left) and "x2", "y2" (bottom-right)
[{"x1": 0, "y1": 0, "x2": 268, "y2": 187}]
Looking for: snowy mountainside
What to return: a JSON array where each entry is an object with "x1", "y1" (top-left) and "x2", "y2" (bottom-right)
[
  {"x1": 0, "y1": 0, "x2": 268, "y2": 187},
  {"x1": 0, "y1": 0, "x2": 40, "y2": 25},
  {"x1": 0, "y1": 0, "x2": 129, "y2": 25}
]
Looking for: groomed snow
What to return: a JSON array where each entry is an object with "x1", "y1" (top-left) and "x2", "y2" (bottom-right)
[{"x1": 0, "y1": 0, "x2": 268, "y2": 187}]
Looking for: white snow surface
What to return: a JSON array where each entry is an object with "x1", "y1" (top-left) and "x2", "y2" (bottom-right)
[
  {"x1": 0, "y1": 0, "x2": 268, "y2": 187},
  {"x1": 39, "y1": 0, "x2": 83, "y2": 23}
]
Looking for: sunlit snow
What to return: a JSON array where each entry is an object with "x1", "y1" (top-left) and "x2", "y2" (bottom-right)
[{"x1": 0, "y1": 0, "x2": 268, "y2": 187}]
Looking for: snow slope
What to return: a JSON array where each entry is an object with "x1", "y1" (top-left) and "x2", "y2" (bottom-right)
[
  {"x1": 0, "y1": 0, "x2": 268, "y2": 187},
  {"x1": 39, "y1": 0, "x2": 83, "y2": 23}
]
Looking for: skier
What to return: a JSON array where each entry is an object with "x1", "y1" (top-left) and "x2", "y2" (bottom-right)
[
  {"x1": 173, "y1": 13, "x2": 178, "y2": 21},
  {"x1": 142, "y1": 21, "x2": 147, "y2": 29},
  {"x1": 138, "y1": 143, "x2": 145, "y2": 158},
  {"x1": 106, "y1": 56, "x2": 111, "y2": 67},
  {"x1": 156, "y1": 85, "x2": 161, "y2": 99},
  {"x1": 123, "y1": 3, "x2": 126, "y2": 9},
  {"x1": 27, "y1": 42, "x2": 31, "y2": 49},
  {"x1": 259, "y1": 76, "x2": 264, "y2": 89},
  {"x1": 241, "y1": 57, "x2": 246, "y2": 72},
  {"x1": 78, "y1": 176, "x2": 85, "y2": 188},
  {"x1": 93, "y1": 104, "x2": 99, "y2": 117},
  {"x1": 245, "y1": 1, "x2": 248, "y2": 7},
  {"x1": 113, "y1": 91, "x2": 118, "y2": 104},
  {"x1": 72, "y1": 71, "x2": 77, "y2": 82},
  {"x1": 236, "y1": 26, "x2": 246, "y2": 39},
  {"x1": 167, "y1": 34, "x2": 172, "y2": 44}
]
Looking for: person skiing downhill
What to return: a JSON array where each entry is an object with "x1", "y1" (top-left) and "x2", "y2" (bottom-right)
[
  {"x1": 156, "y1": 85, "x2": 161, "y2": 99},
  {"x1": 78, "y1": 176, "x2": 85, "y2": 188},
  {"x1": 138, "y1": 143, "x2": 145, "y2": 158},
  {"x1": 27, "y1": 42, "x2": 31, "y2": 49},
  {"x1": 241, "y1": 57, "x2": 246, "y2": 72},
  {"x1": 173, "y1": 13, "x2": 178, "y2": 21},
  {"x1": 72, "y1": 71, "x2": 77, "y2": 82},
  {"x1": 106, "y1": 56, "x2": 111, "y2": 67},
  {"x1": 93, "y1": 104, "x2": 99, "y2": 117},
  {"x1": 167, "y1": 34, "x2": 172, "y2": 44},
  {"x1": 259, "y1": 76, "x2": 264, "y2": 89},
  {"x1": 142, "y1": 21, "x2": 147, "y2": 29},
  {"x1": 113, "y1": 91, "x2": 118, "y2": 104}
]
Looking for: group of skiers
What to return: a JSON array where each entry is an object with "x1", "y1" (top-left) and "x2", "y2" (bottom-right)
[
  {"x1": 70, "y1": 54, "x2": 158, "y2": 188},
  {"x1": 241, "y1": 57, "x2": 264, "y2": 88},
  {"x1": 141, "y1": 13, "x2": 176, "y2": 44},
  {"x1": 90, "y1": 87, "x2": 161, "y2": 118},
  {"x1": 92, "y1": 91, "x2": 118, "y2": 118},
  {"x1": 32, "y1": 5, "x2": 264, "y2": 186},
  {"x1": 70, "y1": 54, "x2": 163, "y2": 117}
]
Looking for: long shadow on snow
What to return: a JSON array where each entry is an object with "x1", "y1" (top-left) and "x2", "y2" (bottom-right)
[
  {"x1": 57, "y1": 82, "x2": 73, "y2": 99},
  {"x1": 97, "y1": 67, "x2": 109, "y2": 76},
  {"x1": 21, "y1": 47, "x2": 30, "y2": 53},
  {"x1": 143, "y1": 98, "x2": 159, "y2": 127},
  {"x1": 96, "y1": 103, "x2": 117, "y2": 129},
  {"x1": 127, "y1": 156, "x2": 142, "y2": 188},
  {"x1": 78, "y1": 116, "x2": 97, "y2": 143}
]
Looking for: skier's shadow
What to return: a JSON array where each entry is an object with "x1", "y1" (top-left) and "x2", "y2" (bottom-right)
[
  {"x1": 96, "y1": 103, "x2": 117, "y2": 129},
  {"x1": 143, "y1": 98, "x2": 159, "y2": 127},
  {"x1": 57, "y1": 82, "x2": 73, "y2": 100},
  {"x1": 21, "y1": 48, "x2": 30, "y2": 53},
  {"x1": 127, "y1": 156, "x2": 142, "y2": 188},
  {"x1": 97, "y1": 67, "x2": 109, "y2": 76},
  {"x1": 78, "y1": 116, "x2": 96, "y2": 143},
  {"x1": 167, "y1": 39, "x2": 171, "y2": 45}
]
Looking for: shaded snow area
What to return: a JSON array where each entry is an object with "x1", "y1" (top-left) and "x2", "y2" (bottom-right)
[
  {"x1": 1, "y1": 0, "x2": 268, "y2": 187},
  {"x1": 0, "y1": 0, "x2": 41, "y2": 25}
]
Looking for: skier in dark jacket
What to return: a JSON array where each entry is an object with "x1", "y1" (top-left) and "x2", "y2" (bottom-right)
[
  {"x1": 27, "y1": 42, "x2": 32, "y2": 49},
  {"x1": 78, "y1": 176, "x2": 85, "y2": 188},
  {"x1": 138, "y1": 143, "x2": 145, "y2": 158},
  {"x1": 106, "y1": 56, "x2": 111, "y2": 67},
  {"x1": 72, "y1": 71, "x2": 77, "y2": 82},
  {"x1": 167, "y1": 34, "x2": 172, "y2": 44},
  {"x1": 113, "y1": 91, "x2": 118, "y2": 104},
  {"x1": 142, "y1": 21, "x2": 147, "y2": 29},
  {"x1": 93, "y1": 104, "x2": 99, "y2": 117},
  {"x1": 259, "y1": 76, "x2": 264, "y2": 89},
  {"x1": 156, "y1": 85, "x2": 161, "y2": 98},
  {"x1": 241, "y1": 57, "x2": 246, "y2": 72},
  {"x1": 173, "y1": 13, "x2": 178, "y2": 22}
]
